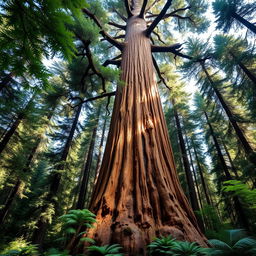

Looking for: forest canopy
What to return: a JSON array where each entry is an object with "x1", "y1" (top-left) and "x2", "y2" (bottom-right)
[{"x1": 0, "y1": 0, "x2": 256, "y2": 255}]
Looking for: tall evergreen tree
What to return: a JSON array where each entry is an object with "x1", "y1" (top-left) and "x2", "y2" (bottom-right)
[{"x1": 212, "y1": 0, "x2": 256, "y2": 34}]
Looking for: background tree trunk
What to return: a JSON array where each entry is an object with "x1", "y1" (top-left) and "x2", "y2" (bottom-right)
[
  {"x1": 0, "y1": 113, "x2": 24, "y2": 155},
  {"x1": 204, "y1": 111, "x2": 249, "y2": 229},
  {"x1": 201, "y1": 63, "x2": 256, "y2": 165},
  {"x1": 76, "y1": 118, "x2": 99, "y2": 209},
  {"x1": 231, "y1": 12, "x2": 256, "y2": 34},
  {"x1": 32, "y1": 103, "x2": 83, "y2": 247},
  {"x1": 191, "y1": 140, "x2": 212, "y2": 206},
  {"x1": 173, "y1": 105, "x2": 200, "y2": 213}
]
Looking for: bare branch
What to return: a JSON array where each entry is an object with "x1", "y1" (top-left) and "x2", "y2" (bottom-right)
[
  {"x1": 113, "y1": 34, "x2": 125, "y2": 39},
  {"x1": 85, "y1": 44, "x2": 106, "y2": 93},
  {"x1": 146, "y1": 6, "x2": 191, "y2": 19},
  {"x1": 70, "y1": 92, "x2": 116, "y2": 109},
  {"x1": 83, "y1": 91, "x2": 116, "y2": 103},
  {"x1": 151, "y1": 43, "x2": 183, "y2": 52},
  {"x1": 146, "y1": 0, "x2": 161, "y2": 13},
  {"x1": 139, "y1": 0, "x2": 148, "y2": 18},
  {"x1": 76, "y1": 35, "x2": 107, "y2": 93},
  {"x1": 171, "y1": 14, "x2": 194, "y2": 24},
  {"x1": 146, "y1": 5, "x2": 191, "y2": 19},
  {"x1": 112, "y1": 8, "x2": 127, "y2": 22},
  {"x1": 152, "y1": 43, "x2": 194, "y2": 60},
  {"x1": 145, "y1": 0, "x2": 173, "y2": 37},
  {"x1": 108, "y1": 21, "x2": 126, "y2": 30},
  {"x1": 124, "y1": 0, "x2": 133, "y2": 18},
  {"x1": 152, "y1": 31, "x2": 166, "y2": 44},
  {"x1": 82, "y1": 8, "x2": 123, "y2": 50},
  {"x1": 112, "y1": 54, "x2": 122, "y2": 60},
  {"x1": 103, "y1": 60, "x2": 121, "y2": 67},
  {"x1": 152, "y1": 56, "x2": 171, "y2": 90}
]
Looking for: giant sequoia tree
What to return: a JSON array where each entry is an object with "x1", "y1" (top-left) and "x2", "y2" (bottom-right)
[{"x1": 82, "y1": 0, "x2": 207, "y2": 254}]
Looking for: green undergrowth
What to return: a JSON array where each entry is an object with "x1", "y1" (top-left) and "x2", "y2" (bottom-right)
[{"x1": 1, "y1": 209, "x2": 256, "y2": 256}]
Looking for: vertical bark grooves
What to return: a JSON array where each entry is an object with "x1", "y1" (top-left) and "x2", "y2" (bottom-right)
[{"x1": 87, "y1": 13, "x2": 206, "y2": 255}]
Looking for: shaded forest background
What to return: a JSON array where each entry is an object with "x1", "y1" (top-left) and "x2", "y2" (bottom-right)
[{"x1": 0, "y1": 0, "x2": 256, "y2": 255}]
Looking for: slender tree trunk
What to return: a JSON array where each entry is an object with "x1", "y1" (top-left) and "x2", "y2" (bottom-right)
[
  {"x1": 231, "y1": 12, "x2": 256, "y2": 34},
  {"x1": 191, "y1": 140, "x2": 211, "y2": 206},
  {"x1": 221, "y1": 138, "x2": 240, "y2": 179},
  {"x1": 229, "y1": 51, "x2": 256, "y2": 85},
  {"x1": 86, "y1": 4, "x2": 206, "y2": 254},
  {"x1": 32, "y1": 103, "x2": 83, "y2": 247},
  {"x1": 76, "y1": 121, "x2": 99, "y2": 209},
  {"x1": 94, "y1": 116, "x2": 107, "y2": 184},
  {"x1": 0, "y1": 179, "x2": 22, "y2": 226},
  {"x1": 173, "y1": 106, "x2": 200, "y2": 213},
  {"x1": 0, "y1": 142, "x2": 38, "y2": 222},
  {"x1": 0, "y1": 113, "x2": 24, "y2": 155},
  {"x1": 201, "y1": 63, "x2": 256, "y2": 165},
  {"x1": 184, "y1": 128, "x2": 205, "y2": 232},
  {"x1": 0, "y1": 120, "x2": 14, "y2": 142},
  {"x1": 0, "y1": 106, "x2": 56, "y2": 225},
  {"x1": 0, "y1": 73, "x2": 13, "y2": 92},
  {"x1": 184, "y1": 134, "x2": 205, "y2": 231},
  {"x1": 185, "y1": 138, "x2": 202, "y2": 208},
  {"x1": 204, "y1": 111, "x2": 249, "y2": 229}
]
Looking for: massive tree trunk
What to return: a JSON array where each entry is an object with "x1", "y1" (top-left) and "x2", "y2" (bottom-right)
[
  {"x1": 201, "y1": 63, "x2": 256, "y2": 165},
  {"x1": 86, "y1": 4, "x2": 206, "y2": 255}
]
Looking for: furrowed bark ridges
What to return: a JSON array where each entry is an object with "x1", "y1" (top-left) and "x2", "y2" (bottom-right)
[{"x1": 85, "y1": 6, "x2": 206, "y2": 253}]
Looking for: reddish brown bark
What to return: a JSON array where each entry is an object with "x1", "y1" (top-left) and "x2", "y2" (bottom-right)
[{"x1": 85, "y1": 4, "x2": 206, "y2": 254}]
